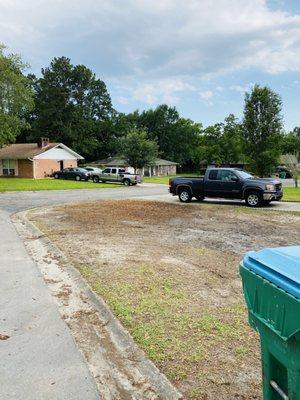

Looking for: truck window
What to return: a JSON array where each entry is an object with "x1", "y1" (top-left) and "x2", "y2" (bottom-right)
[
  {"x1": 119, "y1": 169, "x2": 125, "y2": 173},
  {"x1": 111, "y1": 168, "x2": 117, "y2": 174},
  {"x1": 219, "y1": 170, "x2": 238, "y2": 182},
  {"x1": 103, "y1": 168, "x2": 111, "y2": 173},
  {"x1": 208, "y1": 170, "x2": 218, "y2": 180}
]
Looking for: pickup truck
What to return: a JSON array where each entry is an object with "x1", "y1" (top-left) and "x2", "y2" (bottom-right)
[
  {"x1": 91, "y1": 167, "x2": 142, "y2": 186},
  {"x1": 169, "y1": 168, "x2": 283, "y2": 207}
]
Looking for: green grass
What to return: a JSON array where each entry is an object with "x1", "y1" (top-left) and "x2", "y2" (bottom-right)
[
  {"x1": 0, "y1": 178, "x2": 119, "y2": 191},
  {"x1": 144, "y1": 173, "x2": 199, "y2": 184},
  {"x1": 79, "y1": 264, "x2": 250, "y2": 383},
  {"x1": 283, "y1": 187, "x2": 300, "y2": 202}
]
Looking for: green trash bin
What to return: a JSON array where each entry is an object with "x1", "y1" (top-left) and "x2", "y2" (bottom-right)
[
  {"x1": 279, "y1": 171, "x2": 287, "y2": 179},
  {"x1": 240, "y1": 246, "x2": 300, "y2": 400}
]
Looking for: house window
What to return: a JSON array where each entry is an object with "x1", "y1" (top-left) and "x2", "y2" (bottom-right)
[{"x1": 2, "y1": 159, "x2": 16, "y2": 176}]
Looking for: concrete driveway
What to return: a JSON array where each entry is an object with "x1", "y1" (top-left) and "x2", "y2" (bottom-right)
[{"x1": 0, "y1": 184, "x2": 299, "y2": 400}]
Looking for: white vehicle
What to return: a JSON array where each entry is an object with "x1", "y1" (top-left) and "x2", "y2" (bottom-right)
[
  {"x1": 91, "y1": 167, "x2": 142, "y2": 186},
  {"x1": 84, "y1": 166, "x2": 103, "y2": 175}
]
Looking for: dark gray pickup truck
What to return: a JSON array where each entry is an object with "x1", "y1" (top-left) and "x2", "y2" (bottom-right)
[{"x1": 169, "y1": 168, "x2": 283, "y2": 207}]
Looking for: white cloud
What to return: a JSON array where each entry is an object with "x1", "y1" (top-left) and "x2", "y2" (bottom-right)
[
  {"x1": 199, "y1": 90, "x2": 213, "y2": 100},
  {"x1": 1, "y1": 0, "x2": 300, "y2": 78},
  {"x1": 1, "y1": 0, "x2": 300, "y2": 114},
  {"x1": 132, "y1": 78, "x2": 195, "y2": 105}
]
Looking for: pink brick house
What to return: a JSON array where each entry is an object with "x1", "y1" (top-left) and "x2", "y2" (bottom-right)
[{"x1": 0, "y1": 138, "x2": 84, "y2": 178}]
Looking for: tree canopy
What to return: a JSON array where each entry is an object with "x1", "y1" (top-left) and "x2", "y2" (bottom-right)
[
  {"x1": 0, "y1": 45, "x2": 34, "y2": 147},
  {"x1": 120, "y1": 128, "x2": 158, "y2": 172},
  {"x1": 26, "y1": 56, "x2": 114, "y2": 158},
  {"x1": 243, "y1": 85, "x2": 283, "y2": 176}
]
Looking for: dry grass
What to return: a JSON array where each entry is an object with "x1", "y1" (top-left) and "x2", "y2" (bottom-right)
[{"x1": 29, "y1": 200, "x2": 300, "y2": 399}]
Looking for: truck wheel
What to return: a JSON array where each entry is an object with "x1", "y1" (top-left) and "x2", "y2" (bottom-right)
[
  {"x1": 245, "y1": 191, "x2": 262, "y2": 207},
  {"x1": 196, "y1": 195, "x2": 204, "y2": 202},
  {"x1": 93, "y1": 176, "x2": 99, "y2": 183},
  {"x1": 123, "y1": 179, "x2": 131, "y2": 186},
  {"x1": 54, "y1": 173, "x2": 59, "y2": 179},
  {"x1": 178, "y1": 189, "x2": 192, "y2": 203}
]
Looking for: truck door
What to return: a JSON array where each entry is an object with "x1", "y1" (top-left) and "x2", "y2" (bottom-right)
[
  {"x1": 102, "y1": 168, "x2": 111, "y2": 180},
  {"x1": 110, "y1": 168, "x2": 118, "y2": 181},
  {"x1": 205, "y1": 169, "x2": 222, "y2": 197},
  {"x1": 218, "y1": 170, "x2": 243, "y2": 199}
]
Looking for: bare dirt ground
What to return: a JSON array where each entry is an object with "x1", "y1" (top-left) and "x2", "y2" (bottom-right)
[{"x1": 29, "y1": 200, "x2": 300, "y2": 400}]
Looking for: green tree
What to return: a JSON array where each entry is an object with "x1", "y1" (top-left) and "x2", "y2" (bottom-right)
[
  {"x1": 127, "y1": 105, "x2": 201, "y2": 166},
  {"x1": 27, "y1": 57, "x2": 113, "y2": 158},
  {"x1": 281, "y1": 129, "x2": 300, "y2": 158},
  {"x1": 243, "y1": 84, "x2": 283, "y2": 176},
  {"x1": 0, "y1": 45, "x2": 34, "y2": 147},
  {"x1": 120, "y1": 128, "x2": 158, "y2": 173},
  {"x1": 198, "y1": 114, "x2": 244, "y2": 166},
  {"x1": 220, "y1": 114, "x2": 244, "y2": 163}
]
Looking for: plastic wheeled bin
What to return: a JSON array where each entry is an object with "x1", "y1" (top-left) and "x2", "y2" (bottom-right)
[{"x1": 240, "y1": 246, "x2": 300, "y2": 400}]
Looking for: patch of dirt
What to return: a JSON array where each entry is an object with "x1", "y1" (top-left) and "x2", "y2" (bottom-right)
[{"x1": 29, "y1": 200, "x2": 300, "y2": 400}]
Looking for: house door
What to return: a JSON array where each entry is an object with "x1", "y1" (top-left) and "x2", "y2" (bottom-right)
[{"x1": 59, "y1": 160, "x2": 64, "y2": 170}]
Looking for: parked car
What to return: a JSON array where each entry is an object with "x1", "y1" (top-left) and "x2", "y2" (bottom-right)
[
  {"x1": 91, "y1": 167, "x2": 142, "y2": 186},
  {"x1": 169, "y1": 168, "x2": 283, "y2": 207},
  {"x1": 84, "y1": 166, "x2": 103, "y2": 175},
  {"x1": 53, "y1": 167, "x2": 90, "y2": 181}
]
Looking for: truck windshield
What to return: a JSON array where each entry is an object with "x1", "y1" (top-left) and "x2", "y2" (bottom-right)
[{"x1": 236, "y1": 170, "x2": 253, "y2": 179}]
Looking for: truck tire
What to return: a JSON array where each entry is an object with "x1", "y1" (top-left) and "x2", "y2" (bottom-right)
[
  {"x1": 178, "y1": 188, "x2": 192, "y2": 203},
  {"x1": 54, "y1": 173, "x2": 59, "y2": 179},
  {"x1": 123, "y1": 179, "x2": 131, "y2": 186},
  {"x1": 75, "y1": 175, "x2": 81, "y2": 181},
  {"x1": 245, "y1": 191, "x2": 262, "y2": 207},
  {"x1": 93, "y1": 176, "x2": 99, "y2": 183}
]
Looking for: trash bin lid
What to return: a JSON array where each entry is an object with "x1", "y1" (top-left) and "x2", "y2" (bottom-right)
[{"x1": 243, "y1": 246, "x2": 300, "y2": 299}]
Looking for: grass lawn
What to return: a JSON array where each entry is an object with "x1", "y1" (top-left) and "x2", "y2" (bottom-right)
[
  {"x1": 144, "y1": 173, "x2": 199, "y2": 185},
  {"x1": 283, "y1": 187, "x2": 300, "y2": 202},
  {"x1": 0, "y1": 178, "x2": 119, "y2": 191},
  {"x1": 144, "y1": 175, "x2": 300, "y2": 202}
]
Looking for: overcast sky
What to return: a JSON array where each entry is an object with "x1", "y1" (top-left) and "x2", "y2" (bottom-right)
[{"x1": 1, "y1": 0, "x2": 300, "y2": 130}]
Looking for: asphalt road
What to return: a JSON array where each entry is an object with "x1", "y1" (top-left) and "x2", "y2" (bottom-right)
[
  {"x1": 0, "y1": 184, "x2": 299, "y2": 400},
  {"x1": 0, "y1": 183, "x2": 299, "y2": 213}
]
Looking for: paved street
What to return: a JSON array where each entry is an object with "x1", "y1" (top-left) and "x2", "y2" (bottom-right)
[{"x1": 0, "y1": 183, "x2": 299, "y2": 400}]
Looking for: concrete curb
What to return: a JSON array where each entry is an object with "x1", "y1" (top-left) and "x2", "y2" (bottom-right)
[{"x1": 12, "y1": 209, "x2": 182, "y2": 400}]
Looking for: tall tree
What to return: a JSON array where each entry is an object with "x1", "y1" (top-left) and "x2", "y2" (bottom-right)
[
  {"x1": 120, "y1": 128, "x2": 158, "y2": 173},
  {"x1": 127, "y1": 105, "x2": 201, "y2": 166},
  {"x1": 243, "y1": 85, "x2": 283, "y2": 176},
  {"x1": 27, "y1": 57, "x2": 113, "y2": 158},
  {"x1": 198, "y1": 114, "x2": 244, "y2": 166},
  {"x1": 0, "y1": 45, "x2": 34, "y2": 147}
]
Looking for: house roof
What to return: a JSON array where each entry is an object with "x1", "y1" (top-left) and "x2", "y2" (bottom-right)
[
  {"x1": 0, "y1": 143, "x2": 84, "y2": 160},
  {"x1": 95, "y1": 157, "x2": 178, "y2": 166},
  {"x1": 152, "y1": 158, "x2": 178, "y2": 166}
]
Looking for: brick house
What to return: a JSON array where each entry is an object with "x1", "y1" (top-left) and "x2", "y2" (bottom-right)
[
  {"x1": 0, "y1": 138, "x2": 84, "y2": 178},
  {"x1": 95, "y1": 157, "x2": 178, "y2": 176}
]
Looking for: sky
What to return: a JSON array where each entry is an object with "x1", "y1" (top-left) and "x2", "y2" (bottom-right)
[{"x1": 1, "y1": 0, "x2": 300, "y2": 130}]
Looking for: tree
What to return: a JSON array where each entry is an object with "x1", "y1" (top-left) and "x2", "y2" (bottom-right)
[
  {"x1": 220, "y1": 114, "x2": 244, "y2": 163},
  {"x1": 243, "y1": 84, "x2": 283, "y2": 176},
  {"x1": 120, "y1": 128, "x2": 158, "y2": 173},
  {"x1": 127, "y1": 105, "x2": 201, "y2": 166},
  {"x1": 27, "y1": 57, "x2": 113, "y2": 159},
  {"x1": 0, "y1": 45, "x2": 34, "y2": 147},
  {"x1": 281, "y1": 130, "x2": 300, "y2": 158},
  {"x1": 197, "y1": 114, "x2": 244, "y2": 166}
]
